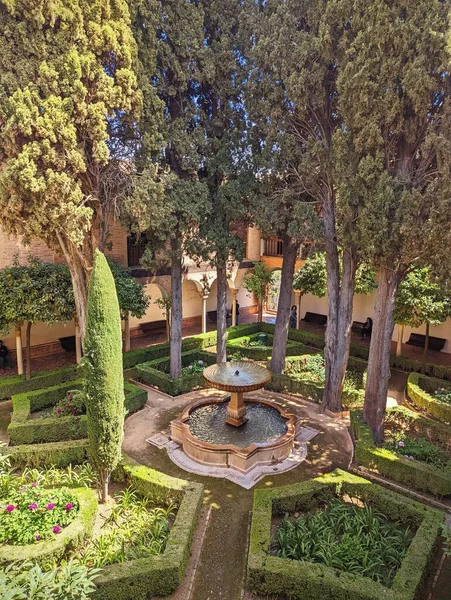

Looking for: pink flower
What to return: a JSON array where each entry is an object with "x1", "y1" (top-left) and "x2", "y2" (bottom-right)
[
  {"x1": 6, "y1": 504, "x2": 15, "y2": 512},
  {"x1": 31, "y1": 482, "x2": 38, "y2": 488},
  {"x1": 52, "y1": 525, "x2": 61, "y2": 534},
  {"x1": 57, "y1": 408, "x2": 62, "y2": 414},
  {"x1": 188, "y1": 365, "x2": 193, "y2": 369},
  {"x1": 46, "y1": 503, "x2": 55, "y2": 511},
  {"x1": 29, "y1": 503, "x2": 38, "y2": 511},
  {"x1": 66, "y1": 403, "x2": 71, "y2": 408},
  {"x1": 64, "y1": 503, "x2": 73, "y2": 511},
  {"x1": 67, "y1": 393, "x2": 73, "y2": 400},
  {"x1": 72, "y1": 409, "x2": 77, "y2": 415},
  {"x1": 398, "y1": 441, "x2": 405, "y2": 448},
  {"x1": 35, "y1": 534, "x2": 41, "y2": 541}
]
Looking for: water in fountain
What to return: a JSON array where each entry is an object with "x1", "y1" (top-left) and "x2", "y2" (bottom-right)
[{"x1": 188, "y1": 402, "x2": 287, "y2": 448}]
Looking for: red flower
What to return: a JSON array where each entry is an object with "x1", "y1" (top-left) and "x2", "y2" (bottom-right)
[
  {"x1": 6, "y1": 504, "x2": 15, "y2": 512},
  {"x1": 47, "y1": 503, "x2": 55, "y2": 510},
  {"x1": 52, "y1": 525, "x2": 61, "y2": 534},
  {"x1": 64, "y1": 503, "x2": 74, "y2": 511}
]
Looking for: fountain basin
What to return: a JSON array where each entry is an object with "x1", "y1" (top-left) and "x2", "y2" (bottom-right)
[{"x1": 170, "y1": 397, "x2": 297, "y2": 474}]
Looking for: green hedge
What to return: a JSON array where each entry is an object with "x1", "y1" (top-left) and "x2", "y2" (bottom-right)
[
  {"x1": 4, "y1": 439, "x2": 89, "y2": 468},
  {"x1": 351, "y1": 408, "x2": 451, "y2": 496},
  {"x1": 407, "y1": 372, "x2": 451, "y2": 424},
  {"x1": 0, "y1": 365, "x2": 80, "y2": 401},
  {"x1": 135, "y1": 350, "x2": 217, "y2": 396},
  {"x1": 94, "y1": 459, "x2": 203, "y2": 600},
  {"x1": 247, "y1": 469, "x2": 444, "y2": 600},
  {"x1": 0, "y1": 487, "x2": 97, "y2": 567},
  {"x1": 8, "y1": 381, "x2": 148, "y2": 446}
]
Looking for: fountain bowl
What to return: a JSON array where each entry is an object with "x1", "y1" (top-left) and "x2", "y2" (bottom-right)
[{"x1": 170, "y1": 397, "x2": 297, "y2": 474}]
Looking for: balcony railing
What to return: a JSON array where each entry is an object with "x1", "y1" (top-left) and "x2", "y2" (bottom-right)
[
  {"x1": 263, "y1": 237, "x2": 284, "y2": 257},
  {"x1": 262, "y1": 238, "x2": 310, "y2": 259}
]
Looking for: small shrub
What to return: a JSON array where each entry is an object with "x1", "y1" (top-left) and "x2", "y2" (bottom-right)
[
  {"x1": 53, "y1": 389, "x2": 86, "y2": 417},
  {"x1": 384, "y1": 432, "x2": 449, "y2": 470},
  {"x1": 181, "y1": 359, "x2": 206, "y2": 376},
  {"x1": 432, "y1": 387, "x2": 451, "y2": 405}
]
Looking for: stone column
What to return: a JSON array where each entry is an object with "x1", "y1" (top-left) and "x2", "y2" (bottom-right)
[
  {"x1": 15, "y1": 323, "x2": 23, "y2": 375},
  {"x1": 74, "y1": 318, "x2": 82, "y2": 364},
  {"x1": 294, "y1": 289, "x2": 302, "y2": 329},
  {"x1": 201, "y1": 294, "x2": 209, "y2": 334},
  {"x1": 124, "y1": 312, "x2": 131, "y2": 352},
  {"x1": 231, "y1": 288, "x2": 238, "y2": 327}
]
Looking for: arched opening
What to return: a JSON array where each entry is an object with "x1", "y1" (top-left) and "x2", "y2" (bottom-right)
[{"x1": 267, "y1": 268, "x2": 282, "y2": 313}]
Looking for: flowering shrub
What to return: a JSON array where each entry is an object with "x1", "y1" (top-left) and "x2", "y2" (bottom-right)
[
  {"x1": 53, "y1": 389, "x2": 86, "y2": 417},
  {"x1": 433, "y1": 387, "x2": 451, "y2": 405},
  {"x1": 0, "y1": 484, "x2": 79, "y2": 545},
  {"x1": 384, "y1": 431, "x2": 449, "y2": 469},
  {"x1": 181, "y1": 359, "x2": 205, "y2": 376}
]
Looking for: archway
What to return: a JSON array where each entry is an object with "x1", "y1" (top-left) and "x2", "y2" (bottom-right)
[{"x1": 267, "y1": 268, "x2": 282, "y2": 313}]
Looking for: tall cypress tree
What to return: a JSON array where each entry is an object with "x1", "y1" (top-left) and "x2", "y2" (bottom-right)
[
  {"x1": 84, "y1": 251, "x2": 124, "y2": 503},
  {"x1": 0, "y1": 0, "x2": 142, "y2": 338}
]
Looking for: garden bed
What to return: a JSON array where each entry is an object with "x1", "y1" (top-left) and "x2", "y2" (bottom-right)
[
  {"x1": 226, "y1": 332, "x2": 307, "y2": 360},
  {"x1": 134, "y1": 350, "x2": 217, "y2": 396},
  {"x1": 268, "y1": 353, "x2": 367, "y2": 408},
  {"x1": 407, "y1": 372, "x2": 451, "y2": 424},
  {"x1": 351, "y1": 407, "x2": 451, "y2": 496},
  {"x1": 247, "y1": 469, "x2": 444, "y2": 600},
  {"x1": 8, "y1": 381, "x2": 147, "y2": 446}
]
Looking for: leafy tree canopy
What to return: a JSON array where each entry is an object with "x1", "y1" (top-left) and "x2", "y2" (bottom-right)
[
  {"x1": 107, "y1": 259, "x2": 149, "y2": 319},
  {"x1": 293, "y1": 252, "x2": 376, "y2": 297},
  {"x1": 395, "y1": 268, "x2": 451, "y2": 329},
  {"x1": 0, "y1": 257, "x2": 75, "y2": 335},
  {"x1": 243, "y1": 262, "x2": 274, "y2": 301}
]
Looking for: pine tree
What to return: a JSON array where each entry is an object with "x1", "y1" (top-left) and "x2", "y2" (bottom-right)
[{"x1": 84, "y1": 251, "x2": 124, "y2": 503}]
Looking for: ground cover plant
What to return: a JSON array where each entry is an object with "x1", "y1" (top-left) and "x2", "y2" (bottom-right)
[
  {"x1": 181, "y1": 358, "x2": 208, "y2": 376},
  {"x1": 384, "y1": 432, "x2": 450, "y2": 470},
  {"x1": 75, "y1": 486, "x2": 175, "y2": 568},
  {"x1": 275, "y1": 498, "x2": 413, "y2": 586}
]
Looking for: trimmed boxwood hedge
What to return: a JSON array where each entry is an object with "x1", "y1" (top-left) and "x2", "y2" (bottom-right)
[
  {"x1": 0, "y1": 364, "x2": 80, "y2": 401},
  {"x1": 407, "y1": 372, "x2": 451, "y2": 424},
  {"x1": 94, "y1": 459, "x2": 203, "y2": 600},
  {"x1": 247, "y1": 469, "x2": 444, "y2": 600},
  {"x1": 351, "y1": 407, "x2": 451, "y2": 496},
  {"x1": 4, "y1": 439, "x2": 89, "y2": 468},
  {"x1": 0, "y1": 487, "x2": 97, "y2": 567},
  {"x1": 8, "y1": 381, "x2": 147, "y2": 446},
  {"x1": 135, "y1": 350, "x2": 217, "y2": 396}
]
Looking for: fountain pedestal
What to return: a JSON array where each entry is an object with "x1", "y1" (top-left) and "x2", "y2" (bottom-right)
[{"x1": 225, "y1": 391, "x2": 248, "y2": 427}]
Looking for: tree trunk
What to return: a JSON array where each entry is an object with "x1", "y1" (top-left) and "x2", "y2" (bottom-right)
[
  {"x1": 166, "y1": 314, "x2": 171, "y2": 343},
  {"x1": 363, "y1": 266, "x2": 402, "y2": 445},
  {"x1": 396, "y1": 324, "x2": 404, "y2": 357},
  {"x1": 98, "y1": 469, "x2": 109, "y2": 504},
  {"x1": 422, "y1": 322, "x2": 430, "y2": 365},
  {"x1": 25, "y1": 321, "x2": 32, "y2": 381},
  {"x1": 297, "y1": 292, "x2": 302, "y2": 329},
  {"x1": 270, "y1": 236, "x2": 299, "y2": 373},
  {"x1": 258, "y1": 295, "x2": 263, "y2": 323},
  {"x1": 322, "y1": 193, "x2": 357, "y2": 413},
  {"x1": 170, "y1": 238, "x2": 183, "y2": 378},
  {"x1": 216, "y1": 260, "x2": 228, "y2": 363}
]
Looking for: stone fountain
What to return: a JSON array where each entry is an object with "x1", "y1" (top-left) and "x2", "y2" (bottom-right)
[{"x1": 170, "y1": 361, "x2": 297, "y2": 474}]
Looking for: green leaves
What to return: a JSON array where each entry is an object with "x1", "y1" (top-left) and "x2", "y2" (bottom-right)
[
  {"x1": 243, "y1": 262, "x2": 274, "y2": 302},
  {"x1": 395, "y1": 267, "x2": 451, "y2": 328},
  {"x1": 275, "y1": 498, "x2": 413, "y2": 586}
]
